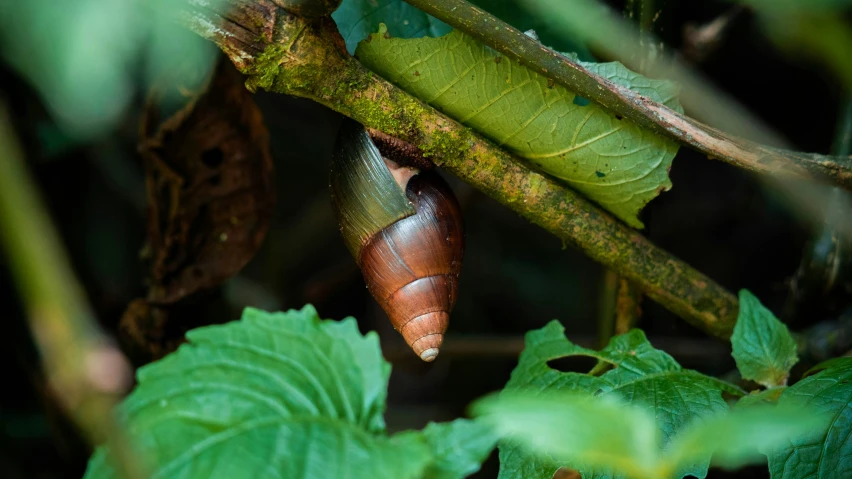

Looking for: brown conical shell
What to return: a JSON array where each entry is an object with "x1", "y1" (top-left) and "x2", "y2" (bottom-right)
[{"x1": 358, "y1": 172, "x2": 464, "y2": 361}]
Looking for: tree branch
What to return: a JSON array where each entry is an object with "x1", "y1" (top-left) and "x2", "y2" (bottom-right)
[
  {"x1": 0, "y1": 105, "x2": 142, "y2": 479},
  {"x1": 402, "y1": 0, "x2": 852, "y2": 191},
  {"x1": 177, "y1": 0, "x2": 739, "y2": 339}
]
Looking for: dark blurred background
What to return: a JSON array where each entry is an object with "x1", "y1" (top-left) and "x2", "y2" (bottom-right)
[{"x1": 1, "y1": 1, "x2": 851, "y2": 478}]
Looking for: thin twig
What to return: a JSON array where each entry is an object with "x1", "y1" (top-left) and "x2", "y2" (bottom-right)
[
  {"x1": 785, "y1": 97, "x2": 852, "y2": 321},
  {"x1": 615, "y1": 277, "x2": 643, "y2": 334},
  {"x1": 597, "y1": 269, "x2": 619, "y2": 348},
  {"x1": 0, "y1": 105, "x2": 143, "y2": 479},
  {"x1": 402, "y1": 0, "x2": 852, "y2": 191},
  {"x1": 176, "y1": 0, "x2": 739, "y2": 339}
]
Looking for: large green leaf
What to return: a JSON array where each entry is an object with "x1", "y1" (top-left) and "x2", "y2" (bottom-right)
[
  {"x1": 356, "y1": 26, "x2": 682, "y2": 228},
  {"x1": 83, "y1": 305, "x2": 495, "y2": 479},
  {"x1": 472, "y1": 391, "x2": 821, "y2": 479},
  {"x1": 497, "y1": 322, "x2": 741, "y2": 479},
  {"x1": 731, "y1": 290, "x2": 799, "y2": 388},
  {"x1": 766, "y1": 358, "x2": 852, "y2": 479},
  {"x1": 332, "y1": 0, "x2": 450, "y2": 54}
]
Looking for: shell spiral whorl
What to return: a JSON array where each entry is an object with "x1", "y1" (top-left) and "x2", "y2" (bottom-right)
[{"x1": 330, "y1": 119, "x2": 464, "y2": 362}]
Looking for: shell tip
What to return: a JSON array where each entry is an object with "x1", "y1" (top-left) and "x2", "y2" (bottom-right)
[{"x1": 419, "y1": 348, "x2": 439, "y2": 362}]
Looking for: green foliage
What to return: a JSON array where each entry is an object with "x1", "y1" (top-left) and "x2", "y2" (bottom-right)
[
  {"x1": 356, "y1": 26, "x2": 681, "y2": 228},
  {"x1": 765, "y1": 358, "x2": 852, "y2": 479},
  {"x1": 0, "y1": 0, "x2": 217, "y2": 139},
  {"x1": 472, "y1": 392, "x2": 659, "y2": 478},
  {"x1": 472, "y1": 391, "x2": 823, "y2": 479},
  {"x1": 403, "y1": 419, "x2": 499, "y2": 479},
  {"x1": 731, "y1": 290, "x2": 799, "y2": 387},
  {"x1": 83, "y1": 305, "x2": 496, "y2": 479},
  {"x1": 78, "y1": 293, "x2": 848, "y2": 479},
  {"x1": 494, "y1": 321, "x2": 742, "y2": 479},
  {"x1": 332, "y1": 0, "x2": 450, "y2": 54}
]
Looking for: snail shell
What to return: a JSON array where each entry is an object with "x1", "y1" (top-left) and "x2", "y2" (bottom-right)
[{"x1": 330, "y1": 119, "x2": 464, "y2": 362}]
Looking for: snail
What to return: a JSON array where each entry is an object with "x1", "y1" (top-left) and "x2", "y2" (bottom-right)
[
  {"x1": 329, "y1": 119, "x2": 464, "y2": 362},
  {"x1": 272, "y1": 0, "x2": 342, "y2": 18}
]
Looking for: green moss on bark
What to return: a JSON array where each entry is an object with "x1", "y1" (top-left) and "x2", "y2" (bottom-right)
[{"x1": 205, "y1": 7, "x2": 738, "y2": 339}]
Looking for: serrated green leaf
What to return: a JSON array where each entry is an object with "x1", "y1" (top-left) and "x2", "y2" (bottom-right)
[
  {"x1": 731, "y1": 290, "x2": 799, "y2": 388},
  {"x1": 85, "y1": 417, "x2": 431, "y2": 479},
  {"x1": 332, "y1": 0, "x2": 450, "y2": 54},
  {"x1": 83, "y1": 305, "x2": 440, "y2": 479},
  {"x1": 766, "y1": 357, "x2": 852, "y2": 479},
  {"x1": 498, "y1": 322, "x2": 738, "y2": 479},
  {"x1": 407, "y1": 419, "x2": 499, "y2": 479},
  {"x1": 356, "y1": 26, "x2": 682, "y2": 228}
]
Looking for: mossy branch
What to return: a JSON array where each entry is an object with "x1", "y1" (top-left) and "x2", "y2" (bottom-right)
[
  {"x1": 179, "y1": 0, "x2": 738, "y2": 339},
  {"x1": 404, "y1": 0, "x2": 852, "y2": 191}
]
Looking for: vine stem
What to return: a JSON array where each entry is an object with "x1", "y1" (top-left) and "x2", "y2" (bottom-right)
[
  {"x1": 0, "y1": 105, "x2": 143, "y2": 479},
  {"x1": 177, "y1": 0, "x2": 739, "y2": 338},
  {"x1": 402, "y1": 0, "x2": 852, "y2": 190}
]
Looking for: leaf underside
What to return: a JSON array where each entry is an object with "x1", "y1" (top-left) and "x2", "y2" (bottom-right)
[{"x1": 356, "y1": 26, "x2": 683, "y2": 228}]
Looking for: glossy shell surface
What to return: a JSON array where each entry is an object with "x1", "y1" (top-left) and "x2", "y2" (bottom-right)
[{"x1": 359, "y1": 173, "x2": 464, "y2": 361}]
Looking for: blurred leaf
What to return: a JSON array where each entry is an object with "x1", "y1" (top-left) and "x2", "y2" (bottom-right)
[
  {"x1": 87, "y1": 305, "x2": 501, "y2": 479},
  {"x1": 332, "y1": 0, "x2": 450, "y2": 54},
  {"x1": 737, "y1": 0, "x2": 852, "y2": 11},
  {"x1": 471, "y1": 391, "x2": 659, "y2": 478},
  {"x1": 731, "y1": 290, "x2": 799, "y2": 388},
  {"x1": 0, "y1": 0, "x2": 217, "y2": 139},
  {"x1": 472, "y1": 390, "x2": 820, "y2": 479},
  {"x1": 495, "y1": 322, "x2": 740, "y2": 479},
  {"x1": 665, "y1": 405, "x2": 828, "y2": 474},
  {"x1": 755, "y1": 11, "x2": 852, "y2": 89},
  {"x1": 356, "y1": 26, "x2": 681, "y2": 228},
  {"x1": 766, "y1": 358, "x2": 852, "y2": 478}
]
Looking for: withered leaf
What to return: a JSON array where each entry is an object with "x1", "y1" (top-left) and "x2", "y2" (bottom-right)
[
  {"x1": 120, "y1": 57, "x2": 274, "y2": 362},
  {"x1": 138, "y1": 58, "x2": 274, "y2": 304}
]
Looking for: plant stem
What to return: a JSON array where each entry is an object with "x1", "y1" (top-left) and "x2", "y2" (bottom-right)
[
  {"x1": 597, "y1": 270, "x2": 618, "y2": 347},
  {"x1": 785, "y1": 97, "x2": 852, "y2": 321},
  {"x1": 0, "y1": 105, "x2": 142, "y2": 479},
  {"x1": 401, "y1": 0, "x2": 852, "y2": 191},
  {"x1": 615, "y1": 277, "x2": 643, "y2": 334},
  {"x1": 178, "y1": 1, "x2": 739, "y2": 338}
]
